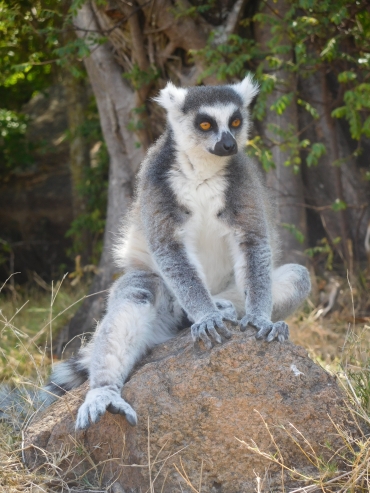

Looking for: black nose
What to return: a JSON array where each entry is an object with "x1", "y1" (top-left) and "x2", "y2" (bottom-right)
[
  {"x1": 211, "y1": 132, "x2": 238, "y2": 157},
  {"x1": 223, "y1": 141, "x2": 236, "y2": 152}
]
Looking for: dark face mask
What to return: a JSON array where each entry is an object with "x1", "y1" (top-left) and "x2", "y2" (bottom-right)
[{"x1": 209, "y1": 132, "x2": 238, "y2": 157}]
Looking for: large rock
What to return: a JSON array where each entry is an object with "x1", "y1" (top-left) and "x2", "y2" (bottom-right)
[{"x1": 25, "y1": 328, "x2": 353, "y2": 492}]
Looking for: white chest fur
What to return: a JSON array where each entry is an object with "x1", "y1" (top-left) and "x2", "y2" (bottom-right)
[{"x1": 169, "y1": 152, "x2": 234, "y2": 295}]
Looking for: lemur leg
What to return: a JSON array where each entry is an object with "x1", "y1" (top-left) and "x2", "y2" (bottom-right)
[
  {"x1": 212, "y1": 287, "x2": 245, "y2": 319},
  {"x1": 212, "y1": 298, "x2": 239, "y2": 326},
  {"x1": 75, "y1": 270, "x2": 183, "y2": 431}
]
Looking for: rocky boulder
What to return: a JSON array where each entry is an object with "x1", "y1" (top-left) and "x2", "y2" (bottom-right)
[{"x1": 25, "y1": 328, "x2": 353, "y2": 492}]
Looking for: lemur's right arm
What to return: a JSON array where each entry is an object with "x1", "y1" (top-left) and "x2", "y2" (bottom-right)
[{"x1": 140, "y1": 179, "x2": 235, "y2": 346}]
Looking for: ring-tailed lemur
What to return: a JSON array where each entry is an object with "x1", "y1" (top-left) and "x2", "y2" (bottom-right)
[{"x1": 45, "y1": 75, "x2": 311, "y2": 430}]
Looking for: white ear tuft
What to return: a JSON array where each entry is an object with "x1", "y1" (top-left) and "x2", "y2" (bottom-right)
[
  {"x1": 153, "y1": 81, "x2": 188, "y2": 112},
  {"x1": 232, "y1": 74, "x2": 259, "y2": 107}
]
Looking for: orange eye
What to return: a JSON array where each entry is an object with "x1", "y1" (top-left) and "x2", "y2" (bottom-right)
[
  {"x1": 231, "y1": 118, "x2": 241, "y2": 128},
  {"x1": 200, "y1": 122, "x2": 211, "y2": 130}
]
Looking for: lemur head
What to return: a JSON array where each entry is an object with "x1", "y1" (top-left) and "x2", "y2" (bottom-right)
[{"x1": 154, "y1": 75, "x2": 259, "y2": 158}]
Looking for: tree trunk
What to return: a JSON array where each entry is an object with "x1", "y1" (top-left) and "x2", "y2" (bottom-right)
[
  {"x1": 299, "y1": 66, "x2": 370, "y2": 266},
  {"x1": 255, "y1": 0, "x2": 308, "y2": 265},
  {"x1": 63, "y1": 64, "x2": 91, "y2": 263},
  {"x1": 61, "y1": 1, "x2": 145, "y2": 356}
]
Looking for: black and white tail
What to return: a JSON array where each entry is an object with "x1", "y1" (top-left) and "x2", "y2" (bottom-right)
[
  {"x1": 0, "y1": 345, "x2": 91, "y2": 428},
  {"x1": 43, "y1": 341, "x2": 92, "y2": 403},
  {"x1": 44, "y1": 355, "x2": 89, "y2": 400}
]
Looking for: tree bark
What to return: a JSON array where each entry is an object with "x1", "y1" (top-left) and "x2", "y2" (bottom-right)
[
  {"x1": 61, "y1": 1, "x2": 145, "y2": 356},
  {"x1": 299, "y1": 67, "x2": 370, "y2": 265},
  {"x1": 63, "y1": 63, "x2": 91, "y2": 263},
  {"x1": 255, "y1": 0, "x2": 308, "y2": 265}
]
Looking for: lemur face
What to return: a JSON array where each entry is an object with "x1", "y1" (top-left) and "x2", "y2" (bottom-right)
[
  {"x1": 154, "y1": 75, "x2": 259, "y2": 159},
  {"x1": 192, "y1": 103, "x2": 242, "y2": 157}
]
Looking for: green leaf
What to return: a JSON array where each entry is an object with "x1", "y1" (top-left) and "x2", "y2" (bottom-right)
[
  {"x1": 331, "y1": 107, "x2": 346, "y2": 119},
  {"x1": 331, "y1": 199, "x2": 347, "y2": 211},
  {"x1": 338, "y1": 71, "x2": 357, "y2": 83},
  {"x1": 306, "y1": 143, "x2": 326, "y2": 167},
  {"x1": 297, "y1": 98, "x2": 319, "y2": 119},
  {"x1": 281, "y1": 223, "x2": 305, "y2": 244},
  {"x1": 270, "y1": 92, "x2": 294, "y2": 115},
  {"x1": 320, "y1": 38, "x2": 337, "y2": 60},
  {"x1": 361, "y1": 116, "x2": 370, "y2": 138}
]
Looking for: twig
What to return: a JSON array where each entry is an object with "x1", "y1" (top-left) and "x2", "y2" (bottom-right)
[
  {"x1": 72, "y1": 0, "x2": 152, "y2": 36},
  {"x1": 0, "y1": 272, "x2": 21, "y2": 293}
]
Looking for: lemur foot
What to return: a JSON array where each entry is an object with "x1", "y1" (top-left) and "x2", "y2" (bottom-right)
[
  {"x1": 191, "y1": 309, "x2": 236, "y2": 349},
  {"x1": 214, "y1": 298, "x2": 239, "y2": 325},
  {"x1": 240, "y1": 314, "x2": 289, "y2": 342},
  {"x1": 75, "y1": 386, "x2": 137, "y2": 430}
]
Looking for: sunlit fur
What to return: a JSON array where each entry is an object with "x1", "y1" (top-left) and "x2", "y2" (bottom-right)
[{"x1": 46, "y1": 75, "x2": 311, "y2": 431}]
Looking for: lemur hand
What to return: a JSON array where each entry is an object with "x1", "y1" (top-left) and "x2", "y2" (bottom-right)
[
  {"x1": 191, "y1": 309, "x2": 236, "y2": 349},
  {"x1": 240, "y1": 314, "x2": 289, "y2": 342},
  {"x1": 75, "y1": 386, "x2": 137, "y2": 430}
]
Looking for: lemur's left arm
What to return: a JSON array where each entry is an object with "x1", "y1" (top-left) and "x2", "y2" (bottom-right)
[
  {"x1": 231, "y1": 207, "x2": 273, "y2": 320},
  {"x1": 228, "y1": 188, "x2": 288, "y2": 340}
]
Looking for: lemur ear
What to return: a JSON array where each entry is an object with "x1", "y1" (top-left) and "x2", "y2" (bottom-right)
[
  {"x1": 232, "y1": 74, "x2": 259, "y2": 107},
  {"x1": 154, "y1": 82, "x2": 188, "y2": 112}
]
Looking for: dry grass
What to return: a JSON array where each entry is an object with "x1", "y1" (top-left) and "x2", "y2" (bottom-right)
[
  {"x1": 0, "y1": 271, "x2": 369, "y2": 492},
  {"x1": 0, "y1": 275, "x2": 108, "y2": 492},
  {"x1": 239, "y1": 272, "x2": 370, "y2": 493},
  {"x1": 0, "y1": 274, "x2": 90, "y2": 382},
  {"x1": 237, "y1": 323, "x2": 370, "y2": 492}
]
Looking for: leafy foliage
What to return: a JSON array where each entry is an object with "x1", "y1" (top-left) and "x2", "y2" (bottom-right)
[
  {"x1": 194, "y1": 0, "x2": 370, "y2": 169},
  {"x1": 281, "y1": 223, "x2": 305, "y2": 245},
  {"x1": 192, "y1": 0, "x2": 370, "y2": 259},
  {"x1": 0, "y1": 0, "x2": 108, "y2": 265},
  {"x1": 0, "y1": 109, "x2": 34, "y2": 176},
  {"x1": 305, "y1": 237, "x2": 341, "y2": 271},
  {"x1": 0, "y1": 0, "x2": 61, "y2": 110},
  {"x1": 65, "y1": 100, "x2": 109, "y2": 265}
]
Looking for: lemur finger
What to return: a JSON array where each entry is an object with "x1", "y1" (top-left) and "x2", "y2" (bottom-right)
[
  {"x1": 191, "y1": 324, "x2": 200, "y2": 342},
  {"x1": 266, "y1": 326, "x2": 278, "y2": 342},
  {"x1": 275, "y1": 321, "x2": 289, "y2": 342},
  {"x1": 223, "y1": 316, "x2": 238, "y2": 326},
  {"x1": 266, "y1": 321, "x2": 289, "y2": 342},
  {"x1": 206, "y1": 320, "x2": 222, "y2": 344},
  {"x1": 214, "y1": 319, "x2": 232, "y2": 338},
  {"x1": 197, "y1": 322, "x2": 213, "y2": 349},
  {"x1": 239, "y1": 316, "x2": 251, "y2": 332},
  {"x1": 255, "y1": 324, "x2": 273, "y2": 340}
]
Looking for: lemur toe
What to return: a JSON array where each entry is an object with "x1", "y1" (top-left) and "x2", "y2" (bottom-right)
[
  {"x1": 75, "y1": 404, "x2": 92, "y2": 431},
  {"x1": 75, "y1": 387, "x2": 138, "y2": 430},
  {"x1": 107, "y1": 400, "x2": 138, "y2": 426},
  {"x1": 215, "y1": 299, "x2": 238, "y2": 328}
]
